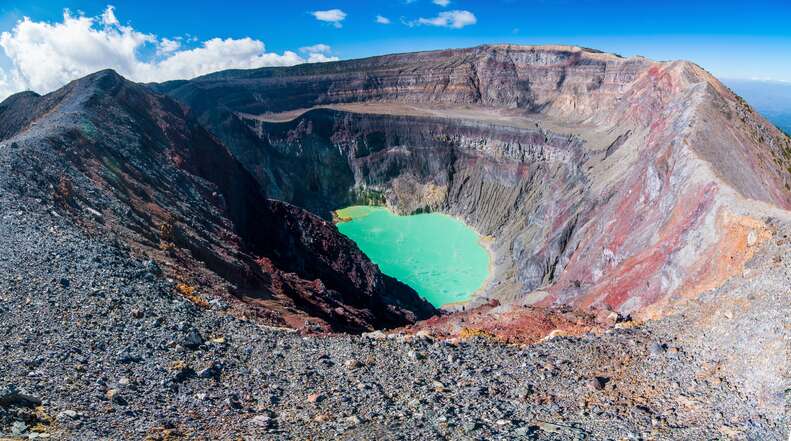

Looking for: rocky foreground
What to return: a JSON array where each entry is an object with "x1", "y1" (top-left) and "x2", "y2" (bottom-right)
[{"x1": 1, "y1": 191, "x2": 788, "y2": 439}]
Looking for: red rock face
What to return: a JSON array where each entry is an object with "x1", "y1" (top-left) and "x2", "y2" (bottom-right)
[
  {"x1": 164, "y1": 45, "x2": 791, "y2": 319},
  {"x1": 402, "y1": 301, "x2": 606, "y2": 345},
  {"x1": 536, "y1": 61, "x2": 789, "y2": 315}
]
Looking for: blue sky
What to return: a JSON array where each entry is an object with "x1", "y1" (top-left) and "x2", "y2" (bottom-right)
[{"x1": 0, "y1": 0, "x2": 789, "y2": 99}]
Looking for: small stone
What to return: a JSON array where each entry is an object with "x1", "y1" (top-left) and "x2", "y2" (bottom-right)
[
  {"x1": 131, "y1": 308, "x2": 143, "y2": 319},
  {"x1": 747, "y1": 230, "x2": 758, "y2": 246},
  {"x1": 362, "y1": 330, "x2": 386, "y2": 339},
  {"x1": 106, "y1": 389, "x2": 127, "y2": 405},
  {"x1": 649, "y1": 342, "x2": 667, "y2": 355},
  {"x1": 118, "y1": 377, "x2": 130, "y2": 386},
  {"x1": 415, "y1": 330, "x2": 433, "y2": 340},
  {"x1": 463, "y1": 421, "x2": 478, "y2": 432},
  {"x1": 144, "y1": 259, "x2": 162, "y2": 275},
  {"x1": 197, "y1": 367, "x2": 215, "y2": 379},
  {"x1": 314, "y1": 414, "x2": 331, "y2": 423},
  {"x1": 515, "y1": 426, "x2": 531, "y2": 436},
  {"x1": 84, "y1": 206, "x2": 103, "y2": 221},
  {"x1": 57, "y1": 410, "x2": 78, "y2": 420},
  {"x1": 171, "y1": 366, "x2": 195, "y2": 383},
  {"x1": 183, "y1": 328, "x2": 204, "y2": 349},
  {"x1": 225, "y1": 395, "x2": 242, "y2": 410},
  {"x1": 248, "y1": 415, "x2": 272, "y2": 428},
  {"x1": 117, "y1": 350, "x2": 141, "y2": 364},
  {"x1": 208, "y1": 299, "x2": 229, "y2": 310},
  {"x1": 11, "y1": 421, "x2": 27, "y2": 435},
  {"x1": 344, "y1": 359, "x2": 363, "y2": 370},
  {"x1": 432, "y1": 381, "x2": 446, "y2": 392},
  {"x1": 346, "y1": 415, "x2": 362, "y2": 425},
  {"x1": 495, "y1": 419, "x2": 512, "y2": 426},
  {"x1": 407, "y1": 350, "x2": 425, "y2": 360},
  {"x1": 59, "y1": 278, "x2": 70, "y2": 288},
  {"x1": 307, "y1": 393, "x2": 325, "y2": 404},
  {"x1": 587, "y1": 376, "x2": 609, "y2": 391}
]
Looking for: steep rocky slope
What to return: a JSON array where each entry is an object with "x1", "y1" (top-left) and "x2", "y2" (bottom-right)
[
  {"x1": 163, "y1": 44, "x2": 791, "y2": 316},
  {"x1": 0, "y1": 69, "x2": 435, "y2": 333},
  {"x1": 0, "y1": 197, "x2": 786, "y2": 439}
]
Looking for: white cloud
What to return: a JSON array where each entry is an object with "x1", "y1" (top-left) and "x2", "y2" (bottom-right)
[
  {"x1": 305, "y1": 52, "x2": 339, "y2": 63},
  {"x1": 140, "y1": 38, "x2": 306, "y2": 81},
  {"x1": 433, "y1": 0, "x2": 451, "y2": 6},
  {"x1": 0, "y1": 7, "x2": 339, "y2": 100},
  {"x1": 101, "y1": 5, "x2": 119, "y2": 26},
  {"x1": 375, "y1": 15, "x2": 391, "y2": 25},
  {"x1": 412, "y1": 10, "x2": 476, "y2": 29},
  {"x1": 299, "y1": 44, "x2": 339, "y2": 63},
  {"x1": 311, "y1": 9, "x2": 346, "y2": 28},
  {"x1": 299, "y1": 43, "x2": 331, "y2": 54},
  {"x1": 157, "y1": 37, "x2": 181, "y2": 55}
]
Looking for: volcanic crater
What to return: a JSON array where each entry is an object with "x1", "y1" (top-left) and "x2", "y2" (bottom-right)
[
  {"x1": 0, "y1": 45, "x2": 789, "y2": 439},
  {"x1": 160, "y1": 44, "x2": 790, "y2": 318}
]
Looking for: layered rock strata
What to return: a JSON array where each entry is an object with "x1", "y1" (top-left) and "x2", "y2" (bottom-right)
[{"x1": 162, "y1": 44, "x2": 791, "y2": 317}]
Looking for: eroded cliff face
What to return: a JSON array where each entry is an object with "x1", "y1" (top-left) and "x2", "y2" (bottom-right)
[
  {"x1": 163, "y1": 44, "x2": 791, "y2": 318},
  {"x1": 234, "y1": 110, "x2": 591, "y2": 303}
]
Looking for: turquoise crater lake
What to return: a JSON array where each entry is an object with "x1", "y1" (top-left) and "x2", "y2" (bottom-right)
[{"x1": 335, "y1": 206, "x2": 491, "y2": 307}]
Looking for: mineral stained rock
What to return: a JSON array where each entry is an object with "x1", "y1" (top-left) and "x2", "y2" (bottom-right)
[{"x1": 163, "y1": 44, "x2": 790, "y2": 316}]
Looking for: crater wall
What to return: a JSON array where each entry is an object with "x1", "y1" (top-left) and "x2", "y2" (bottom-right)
[{"x1": 162, "y1": 44, "x2": 791, "y2": 316}]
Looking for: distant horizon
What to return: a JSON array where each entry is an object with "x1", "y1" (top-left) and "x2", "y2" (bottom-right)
[{"x1": 1, "y1": 1, "x2": 790, "y2": 100}]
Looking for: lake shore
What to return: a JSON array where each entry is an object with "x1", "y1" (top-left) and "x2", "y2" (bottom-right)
[{"x1": 333, "y1": 205, "x2": 493, "y2": 308}]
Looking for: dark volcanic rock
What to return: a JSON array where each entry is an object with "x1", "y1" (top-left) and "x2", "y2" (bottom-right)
[{"x1": 0, "y1": 69, "x2": 435, "y2": 332}]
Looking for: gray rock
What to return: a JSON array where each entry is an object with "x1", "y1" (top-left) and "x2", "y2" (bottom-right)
[
  {"x1": 11, "y1": 421, "x2": 27, "y2": 436},
  {"x1": 0, "y1": 385, "x2": 42, "y2": 407},
  {"x1": 248, "y1": 415, "x2": 272, "y2": 428},
  {"x1": 344, "y1": 359, "x2": 363, "y2": 370},
  {"x1": 649, "y1": 342, "x2": 667, "y2": 355},
  {"x1": 143, "y1": 259, "x2": 161, "y2": 275},
  {"x1": 57, "y1": 410, "x2": 79, "y2": 420},
  {"x1": 463, "y1": 421, "x2": 478, "y2": 432},
  {"x1": 183, "y1": 328, "x2": 204, "y2": 349}
]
